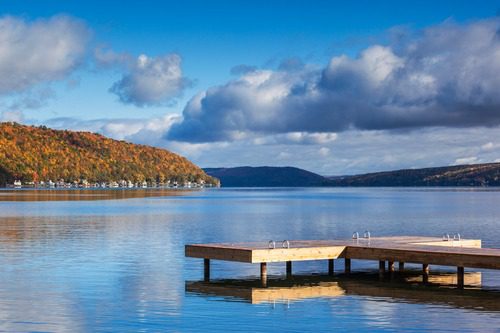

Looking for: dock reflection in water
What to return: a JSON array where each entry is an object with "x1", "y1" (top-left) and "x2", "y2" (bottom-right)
[{"x1": 186, "y1": 271, "x2": 500, "y2": 312}]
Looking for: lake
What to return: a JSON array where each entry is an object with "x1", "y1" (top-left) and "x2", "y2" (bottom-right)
[{"x1": 1, "y1": 187, "x2": 500, "y2": 332}]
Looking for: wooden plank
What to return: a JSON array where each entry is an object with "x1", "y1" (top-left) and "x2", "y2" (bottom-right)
[
  {"x1": 185, "y1": 245, "x2": 252, "y2": 262},
  {"x1": 251, "y1": 246, "x2": 346, "y2": 263},
  {"x1": 344, "y1": 245, "x2": 500, "y2": 269}
]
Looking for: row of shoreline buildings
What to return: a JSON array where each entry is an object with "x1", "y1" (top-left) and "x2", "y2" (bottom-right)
[{"x1": 9, "y1": 178, "x2": 216, "y2": 189}]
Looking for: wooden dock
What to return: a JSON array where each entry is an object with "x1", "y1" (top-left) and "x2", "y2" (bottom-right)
[{"x1": 185, "y1": 236, "x2": 500, "y2": 288}]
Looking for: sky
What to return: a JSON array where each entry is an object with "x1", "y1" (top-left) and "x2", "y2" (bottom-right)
[{"x1": 1, "y1": 0, "x2": 500, "y2": 175}]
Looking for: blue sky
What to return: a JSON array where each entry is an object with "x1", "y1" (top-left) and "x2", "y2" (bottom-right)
[{"x1": 1, "y1": 1, "x2": 500, "y2": 174}]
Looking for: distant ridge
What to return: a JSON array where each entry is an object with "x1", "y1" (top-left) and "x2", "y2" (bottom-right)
[
  {"x1": 205, "y1": 163, "x2": 500, "y2": 187},
  {"x1": 203, "y1": 166, "x2": 331, "y2": 187},
  {"x1": 328, "y1": 163, "x2": 500, "y2": 187},
  {"x1": 0, "y1": 122, "x2": 218, "y2": 186}
]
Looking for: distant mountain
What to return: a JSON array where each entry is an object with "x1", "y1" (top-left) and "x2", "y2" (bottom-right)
[
  {"x1": 328, "y1": 163, "x2": 500, "y2": 187},
  {"x1": 0, "y1": 122, "x2": 219, "y2": 186},
  {"x1": 203, "y1": 166, "x2": 332, "y2": 187},
  {"x1": 205, "y1": 162, "x2": 500, "y2": 188}
]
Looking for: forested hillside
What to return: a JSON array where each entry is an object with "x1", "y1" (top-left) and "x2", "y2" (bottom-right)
[
  {"x1": 328, "y1": 163, "x2": 500, "y2": 186},
  {"x1": 0, "y1": 122, "x2": 218, "y2": 186},
  {"x1": 204, "y1": 166, "x2": 332, "y2": 187}
]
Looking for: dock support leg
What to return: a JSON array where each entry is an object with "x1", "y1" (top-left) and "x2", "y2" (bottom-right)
[
  {"x1": 328, "y1": 259, "x2": 334, "y2": 276},
  {"x1": 388, "y1": 261, "x2": 395, "y2": 280},
  {"x1": 261, "y1": 262, "x2": 268, "y2": 287},
  {"x1": 204, "y1": 258, "x2": 210, "y2": 282},
  {"x1": 457, "y1": 266, "x2": 464, "y2": 289},
  {"x1": 379, "y1": 260, "x2": 385, "y2": 279},
  {"x1": 286, "y1": 261, "x2": 292, "y2": 278},
  {"x1": 344, "y1": 258, "x2": 351, "y2": 275},
  {"x1": 388, "y1": 261, "x2": 395, "y2": 272},
  {"x1": 399, "y1": 262, "x2": 405, "y2": 272},
  {"x1": 422, "y1": 264, "x2": 429, "y2": 284}
]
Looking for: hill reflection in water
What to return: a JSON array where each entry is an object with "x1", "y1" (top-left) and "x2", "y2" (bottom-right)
[{"x1": 0, "y1": 188, "x2": 194, "y2": 201}]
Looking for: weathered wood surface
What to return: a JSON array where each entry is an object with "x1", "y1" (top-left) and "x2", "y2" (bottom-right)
[
  {"x1": 185, "y1": 236, "x2": 489, "y2": 267},
  {"x1": 344, "y1": 243, "x2": 500, "y2": 270}
]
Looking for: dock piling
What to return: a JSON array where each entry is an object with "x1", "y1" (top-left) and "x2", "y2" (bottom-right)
[
  {"x1": 399, "y1": 262, "x2": 405, "y2": 272},
  {"x1": 328, "y1": 259, "x2": 334, "y2": 276},
  {"x1": 204, "y1": 258, "x2": 210, "y2": 281},
  {"x1": 379, "y1": 260, "x2": 385, "y2": 279},
  {"x1": 286, "y1": 261, "x2": 292, "y2": 278},
  {"x1": 388, "y1": 261, "x2": 395, "y2": 272},
  {"x1": 423, "y1": 264, "x2": 429, "y2": 284},
  {"x1": 261, "y1": 262, "x2": 268, "y2": 287},
  {"x1": 344, "y1": 258, "x2": 351, "y2": 275},
  {"x1": 457, "y1": 266, "x2": 464, "y2": 289}
]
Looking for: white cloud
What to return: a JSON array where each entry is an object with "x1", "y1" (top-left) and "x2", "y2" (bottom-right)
[
  {"x1": 454, "y1": 157, "x2": 479, "y2": 165},
  {"x1": 253, "y1": 132, "x2": 337, "y2": 145},
  {"x1": 318, "y1": 147, "x2": 330, "y2": 157},
  {"x1": 46, "y1": 114, "x2": 181, "y2": 142},
  {"x1": 286, "y1": 132, "x2": 337, "y2": 144},
  {"x1": 93, "y1": 46, "x2": 131, "y2": 69},
  {"x1": 109, "y1": 53, "x2": 190, "y2": 107},
  {"x1": 0, "y1": 110, "x2": 23, "y2": 122},
  {"x1": 168, "y1": 17, "x2": 500, "y2": 143},
  {"x1": 481, "y1": 142, "x2": 495, "y2": 151},
  {"x1": 277, "y1": 151, "x2": 292, "y2": 160},
  {"x1": 0, "y1": 15, "x2": 90, "y2": 94}
]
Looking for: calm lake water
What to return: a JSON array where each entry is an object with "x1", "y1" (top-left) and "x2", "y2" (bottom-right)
[{"x1": 1, "y1": 187, "x2": 500, "y2": 332}]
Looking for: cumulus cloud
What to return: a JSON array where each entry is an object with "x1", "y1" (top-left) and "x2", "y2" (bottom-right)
[
  {"x1": 93, "y1": 46, "x2": 131, "y2": 69},
  {"x1": 109, "y1": 53, "x2": 191, "y2": 107},
  {"x1": 46, "y1": 114, "x2": 181, "y2": 141},
  {"x1": 253, "y1": 132, "x2": 337, "y2": 145},
  {"x1": 168, "y1": 18, "x2": 500, "y2": 143},
  {"x1": 0, "y1": 15, "x2": 90, "y2": 94}
]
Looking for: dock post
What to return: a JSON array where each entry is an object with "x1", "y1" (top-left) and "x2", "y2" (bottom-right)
[
  {"x1": 457, "y1": 266, "x2": 464, "y2": 289},
  {"x1": 204, "y1": 258, "x2": 210, "y2": 281},
  {"x1": 286, "y1": 261, "x2": 292, "y2": 278},
  {"x1": 261, "y1": 262, "x2": 268, "y2": 287},
  {"x1": 422, "y1": 264, "x2": 429, "y2": 284},
  {"x1": 344, "y1": 258, "x2": 351, "y2": 275},
  {"x1": 328, "y1": 259, "x2": 334, "y2": 276},
  {"x1": 379, "y1": 260, "x2": 385, "y2": 279},
  {"x1": 388, "y1": 261, "x2": 395, "y2": 280},
  {"x1": 399, "y1": 262, "x2": 405, "y2": 272},
  {"x1": 388, "y1": 261, "x2": 395, "y2": 272}
]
